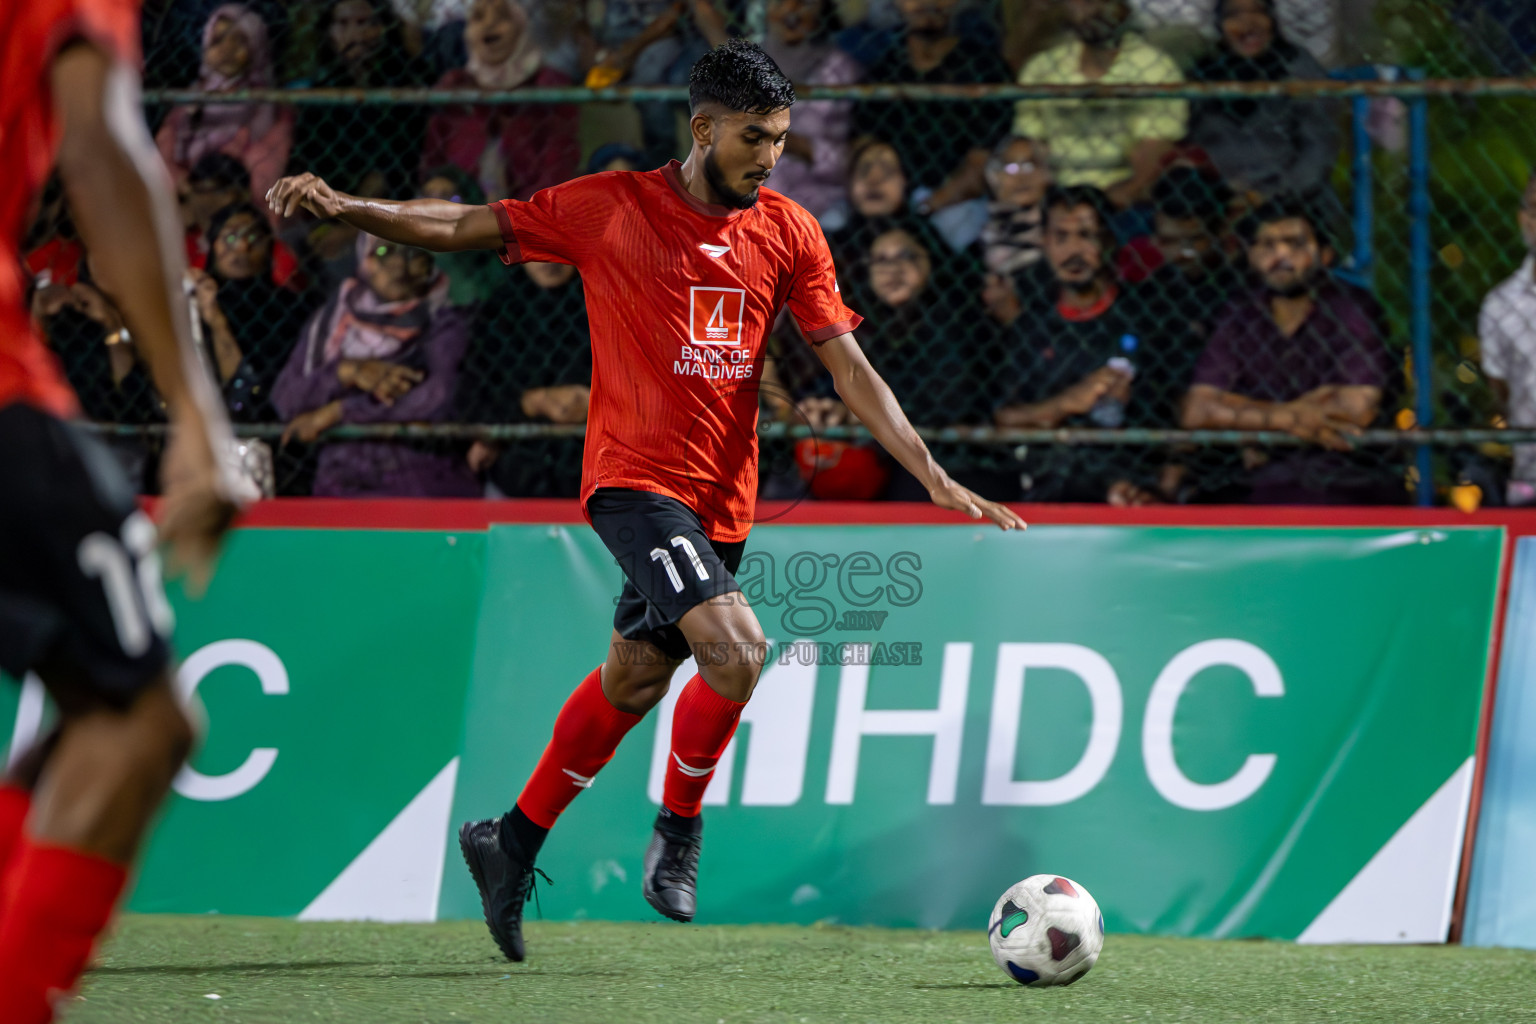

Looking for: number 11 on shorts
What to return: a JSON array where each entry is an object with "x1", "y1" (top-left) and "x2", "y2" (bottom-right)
[{"x1": 650, "y1": 535, "x2": 710, "y2": 593}]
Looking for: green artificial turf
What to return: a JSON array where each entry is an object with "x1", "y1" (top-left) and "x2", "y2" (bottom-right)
[{"x1": 71, "y1": 915, "x2": 1536, "y2": 1023}]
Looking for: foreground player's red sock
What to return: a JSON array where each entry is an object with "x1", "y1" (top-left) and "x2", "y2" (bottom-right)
[
  {"x1": 0, "y1": 835, "x2": 127, "y2": 1024},
  {"x1": 663, "y1": 674, "x2": 747, "y2": 817},
  {"x1": 0, "y1": 785, "x2": 31, "y2": 874},
  {"x1": 514, "y1": 666, "x2": 643, "y2": 833}
]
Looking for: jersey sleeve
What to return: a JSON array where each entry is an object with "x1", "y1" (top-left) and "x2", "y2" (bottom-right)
[
  {"x1": 487, "y1": 175, "x2": 607, "y2": 267},
  {"x1": 37, "y1": 0, "x2": 141, "y2": 68},
  {"x1": 786, "y1": 213, "x2": 861, "y2": 346}
]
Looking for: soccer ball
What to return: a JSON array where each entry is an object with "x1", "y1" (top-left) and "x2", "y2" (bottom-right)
[{"x1": 987, "y1": 874, "x2": 1104, "y2": 986}]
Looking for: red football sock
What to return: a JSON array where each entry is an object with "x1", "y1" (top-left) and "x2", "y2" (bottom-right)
[
  {"x1": 515, "y1": 665, "x2": 643, "y2": 829},
  {"x1": 663, "y1": 674, "x2": 747, "y2": 817},
  {"x1": 0, "y1": 786, "x2": 31, "y2": 875},
  {"x1": 0, "y1": 835, "x2": 127, "y2": 1024}
]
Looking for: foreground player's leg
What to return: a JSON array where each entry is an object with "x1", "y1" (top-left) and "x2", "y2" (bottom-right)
[
  {"x1": 0, "y1": 670, "x2": 192, "y2": 1024},
  {"x1": 460, "y1": 632, "x2": 681, "y2": 961},
  {"x1": 644, "y1": 597, "x2": 767, "y2": 923}
]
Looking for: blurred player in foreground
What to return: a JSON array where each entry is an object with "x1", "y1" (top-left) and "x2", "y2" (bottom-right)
[
  {"x1": 1, "y1": 1, "x2": 244, "y2": 1019},
  {"x1": 268, "y1": 39, "x2": 1025, "y2": 964}
]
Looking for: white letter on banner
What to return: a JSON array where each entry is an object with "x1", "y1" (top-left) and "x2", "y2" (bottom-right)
[
  {"x1": 1143, "y1": 639, "x2": 1282, "y2": 811},
  {"x1": 173, "y1": 640, "x2": 288, "y2": 801},
  {"x1": 825, "y1": 642, "x2": 971, "y2": 805},
  {"x1": 982, "y1": 643, "x2": 1123, "y2": 806},
  {"x1": 647, "y1": 651, "x2": 817, "y2": 806}
]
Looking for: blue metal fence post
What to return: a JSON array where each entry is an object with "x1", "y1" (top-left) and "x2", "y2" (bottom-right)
[{"x1": 1409, "y1": 68, "x2": 1434, "y2": 506}]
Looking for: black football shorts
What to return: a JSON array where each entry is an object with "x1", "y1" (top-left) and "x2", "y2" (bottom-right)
[
  {"x1": 587, "y1": 487, "x2": 746, "y2": 662},
  {"x1": 0, "y1": 403, "x2": 172, "y2": 703}
]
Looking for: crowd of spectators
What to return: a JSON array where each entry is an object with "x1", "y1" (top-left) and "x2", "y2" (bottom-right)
[{"x1": 23, "y1": 0, "x2": 1529, "y2": 506}]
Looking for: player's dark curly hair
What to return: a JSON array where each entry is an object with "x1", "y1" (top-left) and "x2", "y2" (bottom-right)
[{"x1": 689, "y1": 39, "x2": 796, "y2": 115}]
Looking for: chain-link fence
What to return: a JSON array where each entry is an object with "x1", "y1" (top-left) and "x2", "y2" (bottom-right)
[{"x1": 21, "y1": 0, "x2": 1536, "y2": 507}]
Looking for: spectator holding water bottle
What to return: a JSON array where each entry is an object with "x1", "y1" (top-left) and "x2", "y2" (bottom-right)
[{"x1": 991, "y1": 186, "x2": 1172, "y2": 501}]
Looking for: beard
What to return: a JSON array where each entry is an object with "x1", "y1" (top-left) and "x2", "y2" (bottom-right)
[
  {"x1": 1263, "y1": 265, "x2": 1317, "y2": 299},
  {"x1": 703, "y1": 149, "x2": 763, "y2": 210}
]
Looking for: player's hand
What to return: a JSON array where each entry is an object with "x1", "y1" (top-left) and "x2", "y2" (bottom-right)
[
  {"x1": 929, "y1": 476, "x2": 1027, "y2": 531},
  {"x1": 158, "y1": 413, "x2": 244, "y2": 596},
  {"x1": 281, "y1": 400, "x2": 345, "y2": 446},
  {"x1": 31, "y1": 283, "x2": 73, "y2": 321},
  {"x1": 267, "y1": 173, "x2": 345, "y2": 220}
]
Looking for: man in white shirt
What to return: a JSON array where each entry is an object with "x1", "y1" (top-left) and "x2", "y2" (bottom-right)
[{"x1": 1479, "y1": 170, "x2": 1536, "y2": 505}]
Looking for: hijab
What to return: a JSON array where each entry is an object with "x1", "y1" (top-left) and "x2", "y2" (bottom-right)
[
  {"x1": 169, "y1": 5, "x2": 278, "y2": 168},
  {"x1": 299, "y1": 233, "x2": 448, "y2": 372},
  {"x1": 464, "y1": 0, "x2": 543, "y2": 90},
  {"x1": 1196, "y1": 0, "x2": 1302, "y2": 120}
]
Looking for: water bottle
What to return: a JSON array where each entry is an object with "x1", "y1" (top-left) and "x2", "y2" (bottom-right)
[{"x1": 1089, "y1": 344, "x2": 1138, "y2": 427}]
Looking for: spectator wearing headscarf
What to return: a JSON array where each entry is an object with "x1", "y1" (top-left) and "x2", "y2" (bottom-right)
[
  {"x1": 760, "y1": 0, "x2": 862, "y2": 220},
  {"x1": 420, "y1": 0, "x2": 580, "y2": 202},
  {"x1": 189, "y1": 203, "x2": 315, "y2": 421},
  {"x1": 155, "y1": 4, "x2": 294, "y2": 221},
  {"x1": 273, "y1": 232, "x2": 478, "y2": 496},
  {"x1": 417, "y1": 166, "x2": 505, "y2": 306},
  {"x1": 1188, "y1": 0, "x2": 1340, "y2": 202}
]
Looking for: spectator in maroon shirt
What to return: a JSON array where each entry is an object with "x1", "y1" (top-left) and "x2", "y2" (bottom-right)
[{"x1": 1181, "y1": 196, "x2": 1400, "y2": 504}]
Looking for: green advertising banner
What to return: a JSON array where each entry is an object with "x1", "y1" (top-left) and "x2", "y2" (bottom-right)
[
  {"x1": 0, "y1": 522, "x2": 1502, "y2": 941},
  {"x1": 444, "y1": 525, "x2": 1500, "y2": 941},
  {"x1": 4, "y1": 528, "x2": 485, "y2": 919}
]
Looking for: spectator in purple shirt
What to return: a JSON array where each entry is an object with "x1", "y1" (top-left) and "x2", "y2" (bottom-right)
[
  {"x1": 273, "y1": 232, "x2": 479, "y2": 497},
  {"x1": 1181, "y1": 196, "x2": 1399, "y2": 504}
]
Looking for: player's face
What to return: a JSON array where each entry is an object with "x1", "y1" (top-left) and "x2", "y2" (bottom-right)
[
  {"x1": 1220, "y1": 0, "x2": 1275, "y2": 59},
  {"x1": 1155, "y1": 212, "x2": 1217, "y2": 280},
  {"x1": 524, "y1": 261, "x2": 575, "y2": 289},
  {"x1": 330, "y1": 0, "x2": 384, "y2": 63},
  {"x1": 850, "y1": 143, "x2": 906, "y2": 218},
  {"x1": 212, "y1": 212, "x2": 272, "y2": 281},
  {"x1": 1249, "y1": 218, "x2": 1321, "y2": 297},
  {"x1": 868, "y1": 229, "x2": 930, "y2": 307},
  {"x1": 767, "y1": 0, "x2": 823, "y2": 45},
  {"x1": 987, "y1": 139, "x2": 1049, "y2": 209},
  {"x1": 1044, "y1": 205, "x2": 1106, "y2": 287},
  {"x1": 204, "y1": 17, "x2": 252, "y2": 79},
  {"x1": 466, "y1": 0, "x2": 523, "y2": 68},
  {"x1": 702, "y1": 107, "x2": 790, "y2": 210}
]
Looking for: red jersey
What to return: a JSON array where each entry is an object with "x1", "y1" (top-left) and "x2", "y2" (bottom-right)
[
  {"x1": 491, "y1": 162, "x2": 861, "y2": 543},
  {"x1": 0, "y1": 0, "x2": 139, "y2": 418}
]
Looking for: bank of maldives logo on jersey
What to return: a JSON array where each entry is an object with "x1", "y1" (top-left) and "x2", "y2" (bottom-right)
[{"x1": 690, "y1": 286, "x2": 746, "y2": 345}]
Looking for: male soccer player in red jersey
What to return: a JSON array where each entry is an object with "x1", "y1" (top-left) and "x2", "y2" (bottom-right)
[
  {"x1": 0, "y1": 1, "x2": 243, "y2": 1018},
  {"x1": 268, "y1": 38, "x2": 1026, "y2": 963}
]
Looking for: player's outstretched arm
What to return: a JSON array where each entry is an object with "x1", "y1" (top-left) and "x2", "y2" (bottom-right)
[
  {"x1": 52, "y1": 42, "x2": 244, "y2": 589},
  {"x1": 813, "y1": 334, "x2": 1026, "y2": 531},
  {"x1": 266, "y1": 173, "x2": 502, "y2": 253}
]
